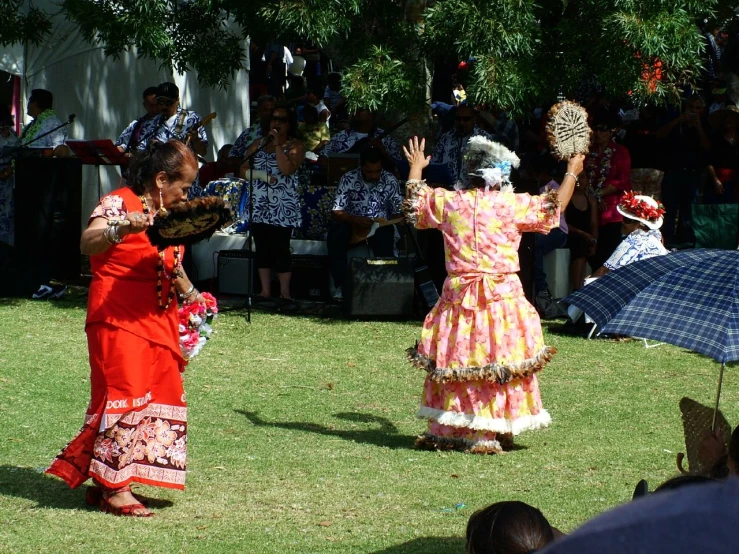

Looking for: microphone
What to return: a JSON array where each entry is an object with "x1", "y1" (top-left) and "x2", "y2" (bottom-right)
[{"x1": 68, "y1": 114, "x2": 76, "y2": 124}]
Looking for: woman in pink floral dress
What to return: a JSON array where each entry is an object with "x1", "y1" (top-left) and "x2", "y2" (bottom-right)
[{"x1": 403, "y1": 136, "x2": 584, "y2": 453}]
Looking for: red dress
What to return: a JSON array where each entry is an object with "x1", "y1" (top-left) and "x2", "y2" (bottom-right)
[{"x1": 47, "y1": 187, "x2": 188, "y2": 490}]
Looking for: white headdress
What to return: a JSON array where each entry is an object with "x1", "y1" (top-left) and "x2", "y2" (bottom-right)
[{"x1": 462, "y1": 136, "x2": 520, "y2": 192}]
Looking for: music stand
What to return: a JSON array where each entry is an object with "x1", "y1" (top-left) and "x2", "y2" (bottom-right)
[{"x1": 67, "y1": 139, "x2": 129, "y2": 198}]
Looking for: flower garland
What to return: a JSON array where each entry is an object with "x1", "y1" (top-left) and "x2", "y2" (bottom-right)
[
  {"x1": 178, "y1": 292, "x2": 218, "y2": 361},
  {"x1": 619, "y1": 191, "x2": 665, "y2": 222},
  {"x1": 585, "y1": 142, "x2": 614, "y2": 200},
  {"x1": 21, "y1": 109, "x2": 58, "y2": 142}
]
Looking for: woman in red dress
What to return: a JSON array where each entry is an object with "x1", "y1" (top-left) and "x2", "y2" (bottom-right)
[{"x1": 47, "y1": 141, "x2": 205, "y2": 517}]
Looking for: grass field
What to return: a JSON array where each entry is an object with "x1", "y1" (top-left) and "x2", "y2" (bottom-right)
[{"x1": 0, "y1": 289, "x2": 736, "y2": 553}]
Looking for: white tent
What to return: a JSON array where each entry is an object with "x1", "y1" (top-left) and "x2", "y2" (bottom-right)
[{"x1": 0, "y1": 3, "x2": 250, "y2": 218}]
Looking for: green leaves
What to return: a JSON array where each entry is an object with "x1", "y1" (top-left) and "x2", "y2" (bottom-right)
[
  {"x1": 342, "y1": 45, "x2": 423, "y2": 113},
  {"x1": 2, "y1": 0, "x2": 738, "y2": 107}
]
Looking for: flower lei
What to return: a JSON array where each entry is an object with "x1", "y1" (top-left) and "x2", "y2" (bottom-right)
[
  {"x1": 178, "y1": 292, "x2": 218, "y2": 362},
  {"x1": 585, "y1": 142, "x2": 614, "y2": 200},
  {"x1": 21, "y1": 109, "x2": 57, "y2": 142},
  {"x1": 139, "y1": 195, "x2": 181, "y2": 309},
  {"x1": 619, "y1": 191, "x2": 665, "y2": 222}
]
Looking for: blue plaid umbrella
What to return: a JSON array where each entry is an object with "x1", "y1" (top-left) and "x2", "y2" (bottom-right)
[{"x1": 565, "y1": 249, "x2": 739, "y2": 428}]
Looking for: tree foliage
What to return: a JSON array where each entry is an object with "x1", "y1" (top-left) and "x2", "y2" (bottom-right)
[{"x1": 1, "y1": 0, "x2": 737, "y2": 111}]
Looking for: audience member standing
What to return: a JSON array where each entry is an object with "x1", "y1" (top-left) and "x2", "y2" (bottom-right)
[
  {"x1": 706, "y1": 105, "x2": 739, "y2": 204},
  {"x1": 584, "y1": 109, "x2": 632, "y2": 269},
  {"x1": 657, "y1": 95, "x2": 710, "y2": 245}
]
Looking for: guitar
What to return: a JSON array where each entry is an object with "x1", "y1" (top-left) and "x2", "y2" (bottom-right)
[
  {"x1": 183, "y1": 112, "x2": 217, "y2": 146},
  {"x1": 349, "y1": 216, "x2": 404, "y2": 245}
]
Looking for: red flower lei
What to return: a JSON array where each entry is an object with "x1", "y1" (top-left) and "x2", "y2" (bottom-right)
[{"x1": 619, "y1": 191, "x2": 665, "y2": 222}]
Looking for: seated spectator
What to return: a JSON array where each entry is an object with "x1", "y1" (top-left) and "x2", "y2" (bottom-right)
[
  {"x1": 566, "y1": 174, "x2": 599, "y2": 290},
  {"x1": 302, "y1": 88, "x2": 330, "y2": 125},
  {"x1": 298, "y1": 106, "x2": 331, "y2": 153},
  {"x1": 466, "y1": 501, "x2": 556, "y2": 554},
  {"x1": 591, "y1": 193, "x2": 668, "y2": 277},
  {"x1": 529, "y1": 153, "x2": 569, "y2": 318},
  {"x1": 324, "y1": 72, "x2": 347, "y2": 127},
  {"x1": 327, "y1": 147, "x2": 402, "y2": 300},
  {"x1": 284, "y1": 74, "x2": 307, "y2": 107}
]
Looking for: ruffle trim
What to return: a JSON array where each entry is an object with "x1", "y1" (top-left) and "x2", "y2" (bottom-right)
[
  {"x1": 415, "y1": 432, "x2": 502, "y2": 454},
  {"x1": 418, "y1": 406, "x2": 552, "y2": 435},
  {"x1": 402, "y1": 179, "x2": 428, "y2": 225},
  {"x1": 407, "y1": 344, "x2": 556, "y2": 384}
]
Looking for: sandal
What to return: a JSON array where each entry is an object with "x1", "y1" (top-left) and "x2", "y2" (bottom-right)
[{"x1": 96, "y1": 485, "x2": 154, "y2": 517}]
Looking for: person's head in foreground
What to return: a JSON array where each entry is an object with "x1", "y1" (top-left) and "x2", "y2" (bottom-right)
[
  {"x1": 466, "y1": 500, "x2": 555, "y2": 554},
  {"x1": 617, "y1": 191, "x2": 665, "y2": 236}
]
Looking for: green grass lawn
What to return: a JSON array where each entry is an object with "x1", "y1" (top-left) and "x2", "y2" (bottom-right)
[{"x1": 0, "y1": 290, "x2": 735, "y2": 553}]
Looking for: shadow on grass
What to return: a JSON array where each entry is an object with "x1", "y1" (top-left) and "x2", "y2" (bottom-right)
[
  {"x1": 236, "y1": 410, "x2": 418, "y2": 450},
  {"x1": 370, "y1": 537, "x2": 465, "y2": 553},
  {"x1": 0, "y1": 466, "x2": 173, "y2": 511}
]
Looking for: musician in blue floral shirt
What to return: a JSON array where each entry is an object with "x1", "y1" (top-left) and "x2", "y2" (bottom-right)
[
  {"x1": 327, "y1": 147, "x2": 403, "y2": 299},
  {"x1": 115, "y1": 87, "x2": 161, "y2": 152},
  {"x1": 152, "y1": 82, "x2": 208, "y2": 157},
  {"x1": 320, "y1": 109, "x2": 402, "y2": 169}
]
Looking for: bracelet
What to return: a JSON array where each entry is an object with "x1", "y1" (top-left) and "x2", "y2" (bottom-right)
[
  {"x1": 564, "y1": 172, "x2": 579, "y2": 183},
  {"x1": 179, "y1": 284, "x2": 196, "y2": 299},
  {"x1": 183, "y1": 289, "x2": 199, "y2": 304},
  {"x1": 103, "y1": 225, "x2": 122, "y2": 245}
]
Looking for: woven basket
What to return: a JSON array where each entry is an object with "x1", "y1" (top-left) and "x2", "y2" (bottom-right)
[
  {"x1": 546, "y1": 101, "x2": 592, "y2": 160},
  {"x1": 677, "y1": 397, "x2": 731, "y2": 474}
]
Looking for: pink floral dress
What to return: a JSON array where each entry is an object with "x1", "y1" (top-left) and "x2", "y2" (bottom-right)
[{"x1": 405, "y1": 181, "x2": 560, "y2": 453}]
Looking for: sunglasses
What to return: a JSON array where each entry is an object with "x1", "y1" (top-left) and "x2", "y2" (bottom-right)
[
  {"x1": 455, "y1": 116, "x2": 474, "y2": 122},
  {"x1": 594, "y1": 125, "x2": 612, "y2": 132},
  {"x1": 157, "y1": 98, "x2": 175, "y2": 106},
  {"x1": 271, "y1": 115, "x2": 289, "y2": 123}
]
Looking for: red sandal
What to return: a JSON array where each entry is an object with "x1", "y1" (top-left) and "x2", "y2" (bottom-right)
[{"x1": 93, "y1": 485, "x2": 154, "y2": 517}]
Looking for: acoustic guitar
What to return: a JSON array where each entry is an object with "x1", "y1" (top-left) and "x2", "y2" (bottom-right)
[
  {"x1": 349, "y1": 216, "x2": 404, "y2": 246},
  {"x1": 183, "y1": 112, "x2": 217, "y2": 146}
]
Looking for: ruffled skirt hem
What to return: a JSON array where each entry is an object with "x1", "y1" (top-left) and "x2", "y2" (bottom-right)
[
  {"x1": 408, "y1": 345, "x2": 556, "y2": 384},
  {"x1": 418, "y1": 406, "x2": 552, "y2": 435}
]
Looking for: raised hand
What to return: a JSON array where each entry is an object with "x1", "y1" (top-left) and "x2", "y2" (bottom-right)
[{"x1": 403, "y1": 136, "x2": 431, "y2": 181}]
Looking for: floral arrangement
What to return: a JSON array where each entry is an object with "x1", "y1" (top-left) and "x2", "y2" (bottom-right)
[
  {"x1": 619, "y1": 191, "x2": 665, "y2": 222},
  {"x1": 178, "y1": 292, "x2": 218, "y2": 362}
]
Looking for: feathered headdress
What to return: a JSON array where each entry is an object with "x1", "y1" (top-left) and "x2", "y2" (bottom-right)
[{"x1": 462, "y1": 136, "x2": 520, "y2": 192}]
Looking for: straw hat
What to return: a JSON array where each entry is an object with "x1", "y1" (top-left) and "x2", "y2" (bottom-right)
[
  {"x1": 709, "y1": 104, "x2": 739, "y2": 129},
  {"x1": 617, "y1": 192, "x2": 665, "y2": 230}
]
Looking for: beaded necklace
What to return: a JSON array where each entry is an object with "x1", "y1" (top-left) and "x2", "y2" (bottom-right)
[
  {"x1": 585, "y1": 142, "x2": 614, "y2": 199},
  {"x1": 140, "y1": 195, "x2": 181, "y2": 309}
]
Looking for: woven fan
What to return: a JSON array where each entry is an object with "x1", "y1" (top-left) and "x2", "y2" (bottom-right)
[
  {"x1": 676, "y1": 397, "x2": 732, "y2": 475},
  {"x1": 546, "y1": 101, "x2": 592, "y2": 160},
  {"x1": 146, "y1": 196, "x2": 234, "y2": 248}
]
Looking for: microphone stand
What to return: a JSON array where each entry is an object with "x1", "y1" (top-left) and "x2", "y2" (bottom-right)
[{"x1": 243, "y1": 135, "x2": 274, "y2": 324}]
